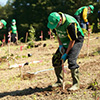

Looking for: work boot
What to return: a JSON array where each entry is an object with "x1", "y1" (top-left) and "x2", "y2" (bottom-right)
[
  {"x1": 52, "y1": 66, "x2": 63, "y2": 87},
  {"x1": 68, "y1": 68, "x2": 79, "y2": 91}
]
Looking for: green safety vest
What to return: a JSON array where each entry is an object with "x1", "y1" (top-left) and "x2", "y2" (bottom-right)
[
  {"x1": 11, "y1": 25, "x2": 17, "y2": 34},
  {"x1": 74, "y1": 6, "x2": 87, "y2": 15},
  {"x1": 56, "y1": 13, "x2": 84, "y2": 48}
]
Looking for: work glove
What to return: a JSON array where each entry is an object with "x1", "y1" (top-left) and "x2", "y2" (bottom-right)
[
  {"x1": 59, "y1": 45, "x2": 65, "y2": 54},
  {"x1": 61, "y1": 53, "x2": 67, "y2": 62}
]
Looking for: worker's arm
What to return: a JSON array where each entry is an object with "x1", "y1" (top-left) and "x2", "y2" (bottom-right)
[
  {"x1": 82, "y1": 8, "x2": 88, "y2": 22},
  {"x1": 66, "y1": 40, "x2": 75, "y2": 54},
  {"x1": 61, "y1": 23, "x2": 76, "y2": 61},
  {"x1": 66, "y1": 23, "x2": 77, "y2": 54}
]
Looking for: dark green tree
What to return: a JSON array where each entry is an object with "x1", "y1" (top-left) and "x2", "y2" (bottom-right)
[{"x1": 0, "y1": 0, "x2": 99, "y2": 41}]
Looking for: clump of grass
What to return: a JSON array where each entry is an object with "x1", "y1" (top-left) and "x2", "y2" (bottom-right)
[
  {"x1": 88, "y1": 79, "x2": 99, "y2": 100},
  {"x1": 88, "y1": 79, "x2": 98, "y2": 91}
]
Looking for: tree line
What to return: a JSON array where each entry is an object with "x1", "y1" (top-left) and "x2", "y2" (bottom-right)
[{"x1": 0, "y1": 0, "x2": 100, "y2": 42}]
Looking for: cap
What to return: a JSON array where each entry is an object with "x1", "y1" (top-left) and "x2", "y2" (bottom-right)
[
  {"x1": 47, "y1": 12, "x2": 60, "y2": 29},
  {"x1": 12, "y1": 19, "x2": 16, "y2": 23},
  {"x1": 89, "y1": 5, "x2": 94, "y2": 13},
  {"x1": 0, "y1": 19, "x2": 7, "y2": 29}
]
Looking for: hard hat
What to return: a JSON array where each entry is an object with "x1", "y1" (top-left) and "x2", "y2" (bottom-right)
[
  {"x1": 47, "y1": 12, "x2": 60, "y2": 29},
  {"x1": 89, "y1": 5, "x2": 94, "y2": 13},
  {"x1": 0, "y1": 19, "x2": 7, "y2": 29}
]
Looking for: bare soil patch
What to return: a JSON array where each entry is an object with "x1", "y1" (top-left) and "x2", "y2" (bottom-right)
[{"x1": 0, "y1": 33, "x2": 100, "y2": 100}]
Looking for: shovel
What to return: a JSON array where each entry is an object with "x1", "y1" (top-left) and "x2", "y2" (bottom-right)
[
  {"x1": 61, "y1": 48, "x2": 66, "y2": 90},
  {"x1": 62, "y1": 59, "x2": 65, "y2": 90}
]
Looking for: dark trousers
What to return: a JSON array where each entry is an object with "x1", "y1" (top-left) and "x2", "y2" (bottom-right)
[
  {"x1": 52, "y1": 40, "x2": 84, "y2": 69},
  {"x1": 11, "y1": 33, "x2": 16, "y2": 43}
]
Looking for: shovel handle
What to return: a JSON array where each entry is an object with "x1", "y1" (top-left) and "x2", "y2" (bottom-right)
[{"x1": 62, "y1": 60, "x2": 65, "y2": 90}]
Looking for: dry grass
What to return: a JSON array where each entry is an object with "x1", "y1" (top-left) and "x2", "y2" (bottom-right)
[{"x1": 0, "y1": 33, "x2": 100, "y2": 100}]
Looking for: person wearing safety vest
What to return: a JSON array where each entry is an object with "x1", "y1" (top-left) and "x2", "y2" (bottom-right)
[
  {"x1": 0, "y1": 19, "x2": 7, "y2": 29},
  {"x1": 97, "y1": 10, "x2": 100, "y2": 29},
  {"x1": 74, "y1": 5, "x2": 94, "y2": 29},
  {"x1": 47, "y1": 12, "x2": 84, "y2": 91},
  {"x1": 8, "y1": 19, "x2": 18, "y2": 44},
  {"x1": 98, "y1": 10, "x2": 100, "y2": 21}
]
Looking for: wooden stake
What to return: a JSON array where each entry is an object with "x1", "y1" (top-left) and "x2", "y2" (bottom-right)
[
  {"x1": 40, "y1": 31, "x2": 43, "y2": 41},
  {"x1": 20, "y1": 46, "x2": 24, "y2": 60},
  {"x1": 48, "y1": 29, "x2": 54, "y2": 39},
  {"x1": 16, "y1": 31, "x2": 18, "y2": 44},
  {"x1": 49, "y1": 29, "x2": 51, "y2": 39},
  {"x1": 1, "y1": 34, "x2": 6, "y2": 47},
  {"x1": 19, "y1": 46, "x2": 24, "y2": 78},
  {"x1": 25, "y1": 32, "x2": 28, "y2": 43},
  {"x1": 19, "y1": 65, "x2": 23, "y2": 78},
  {"x1": 4, "y1": 34, "x2": 6, "y2": 45},
  {"x1": 8, "y1": 40, "x2": 10, "y2": 67}
]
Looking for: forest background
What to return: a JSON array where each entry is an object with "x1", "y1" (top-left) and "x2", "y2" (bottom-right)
[{"x1": 0, "y1": 0, "x2": 100, "y2": 42}]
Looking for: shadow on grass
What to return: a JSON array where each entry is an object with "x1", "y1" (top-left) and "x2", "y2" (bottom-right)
[{"x1": 0, "y1": 86, "x2": 52, "y2": 98}]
